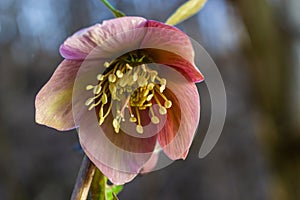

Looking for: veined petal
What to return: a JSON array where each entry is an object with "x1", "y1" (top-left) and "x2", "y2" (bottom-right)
[
  {"x1": 140, "y1": 151, "x2": 159, "y2": 174},
  {"x1": 60, "y1": 17, "x2": 147, "y2": 60},
  {"x1": 146, "y1": 48, "x2": 204, "y2": 82},
  {"x1": 35, "y1": 60, "x2": 82, "y2": 131},
  {"x1": 143, "y1": 20, "x2": 193, "y2": 61},
  {"x1": 156, "y1": 66, "x2": 200, "y2": 160},
  {"x1": 87, "y1": 151, "x2": 138, "y2": 185},
  {"x1": 141, "y1": 20, "x2": 203, "y2": 82},
  {"x1": 78, "y1": 106, "x2": 157, "y2": 177}
]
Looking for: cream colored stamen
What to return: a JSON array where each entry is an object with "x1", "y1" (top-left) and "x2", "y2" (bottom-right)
[
  {"x1": 85, "y1": 54, "x2": 173, "y2": 134},
  {"x1": 93, "y1": 85, "x2": 102, "y2": 94},
  {"x1": 150, "y1": 107, "x2": 160, "y2": 124},
  {"x1": 86, "y1": 85, "x2": 94, "y2": 90}
]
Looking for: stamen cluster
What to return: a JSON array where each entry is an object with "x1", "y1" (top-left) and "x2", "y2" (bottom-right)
[{"x1": 85, "y1": 53, "x2": 172, "y2": 134}]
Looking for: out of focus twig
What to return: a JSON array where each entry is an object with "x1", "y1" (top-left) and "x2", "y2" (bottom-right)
[{"x1": 71, "y1": 155, "x2": 96, "y2": 200}]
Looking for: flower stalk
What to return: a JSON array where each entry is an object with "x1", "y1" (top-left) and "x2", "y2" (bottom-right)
[
  {"x1": 100, "y1": 0, "x2": 125, "y2": 18},
  {"x1": 71, "y1": 155, "x2": 96, "y2": 200}
]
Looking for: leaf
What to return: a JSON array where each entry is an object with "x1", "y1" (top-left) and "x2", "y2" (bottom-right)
[
  {"x1": 165, "y1": 0, "x2": 207, "y2": 26},
  {"x1": 90, "y1": 169, "x2": 107, "y2": 200},
  {"x1": 112, "y1": 193, "x2": 119, "y2": 200},
  {"x1": 109, "y1": 185, "x2": 123, "y2": 194},
  {"x1": 106, "y1": 185, "x2": 123, "y2": 200}
]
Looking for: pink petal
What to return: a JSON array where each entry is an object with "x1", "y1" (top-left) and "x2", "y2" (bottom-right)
[
  {"x1": 89, "y1": 153, "x2": 138, "y2": 185},
  {"x1": 60, "y1": 17, "x2": 147, "y2": 60},
  {"x1": 156, "y1": 65, "x2": 200, "y2": 160},
  {"x1": 35, "y1": 60, "x2": 82, "y2": 131},
  {"x1": 78, "y1": 105, "x2": 157, "y2": 179},
  {"x1": 146, "y1": 48, "x2": 204, "y2": 83},
  {"x1": 140, "y1": 152, "x2": 159, "y2": 174},
  {"x1": 141, "y1": 20, "x2": 203, "y2": 82}
]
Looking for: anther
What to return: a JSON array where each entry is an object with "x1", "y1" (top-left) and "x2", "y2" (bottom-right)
[
  {"x1": 160, "y1": 78, "x2": 167, "y2": 85},
  {"x1": 159, "y1": 85, "x2": 165, "y2": 93},
  {"x1": 86, "y1": 85, "x2": 94, "y2": 90},
  {"x1": 142, "y1": 89, "x2": 149, "y2": 97},
  {"x1": 126, "y1": 63, "x2": 133, "y2": 70},
  {"x1": 136, "y1": 125, "x2": 143, "y2": 134},
  {"x1": 164, "y1": 100, "x2": 172, "y2": 108},
  {"x1": 85, "y1": 98, "x2": 94, "y2": 106},
  {"x1": 116, "y1": 70, "x2": 123, "y2": 78},
  {"x1": 113, "y1": 118, "x2": 120, "y2": 133},
  {"x1": 108, "y1": 74, "x2": 116, "y2": 83},
  {"x1": 147, "y1": 83, "x2": 155, "y2": 90},
  {"x1": 146, "y1": 94, "x2": 154, "y2": 101},
  {"x1": 149, "y1": 106, "x2": 160, "y2": 124},
  {"x1": 130, "y1": 116, "x2": 137, "y2": 123},
  {"x1": 93, "y1": 85, "x2": 102, "y2": 94},
  {"x1": 101, "y1": 93, "x2": 108, "y2": 104},
  {"x1": 151, "y1": 116, "x2": 160, "y2": 124},
  {"x1": 159, "y1": 106, "x2": 167, "y2": 115},
  {"x1": 141, "y1": 64, "x2": 147, "y2": 72},
  {"x1": 97, "y1": 74, "x2": 104, "y2": 81},
  {"x1": 149, "y1": 71, "x2": 158, "y2": 82},
  {"x1": 104, "y1": 62, "x2": 110, "y2": 68}
]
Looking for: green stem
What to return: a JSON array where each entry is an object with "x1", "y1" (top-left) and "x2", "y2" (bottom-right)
[
  {"x1": 100, "y1": 0, "x2": 125, "y2": 17},
  {"x1": 91, "y1": 168, "x2": 107, "y2": 200}
]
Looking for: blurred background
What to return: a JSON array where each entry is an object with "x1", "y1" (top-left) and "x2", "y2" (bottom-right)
[{"x1": 0, "y1": 0, "x2": 299, "y2": 199}]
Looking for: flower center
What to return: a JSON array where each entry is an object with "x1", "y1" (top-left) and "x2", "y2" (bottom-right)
[{"x1": 85, "y1": 52, "x2": 172, "y2": 134}]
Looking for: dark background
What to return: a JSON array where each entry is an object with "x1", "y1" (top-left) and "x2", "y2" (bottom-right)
[{"x1": 0, "y1": 0, "x2": 299, "y2": 199}]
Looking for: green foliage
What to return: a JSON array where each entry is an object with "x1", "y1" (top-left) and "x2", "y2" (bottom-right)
[
  {"x1": 91, "y1": 168, "x2": 123, "y2": 200},
  {"x1": 106, "y1": 185, "x2": 123, "y2": 200}
]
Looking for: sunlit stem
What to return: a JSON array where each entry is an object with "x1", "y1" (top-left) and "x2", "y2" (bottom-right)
[
  {"x1": 70, "y1": 155, "x2": 96, "y2": 200},
  {"x1": 100, "y1": 0, "x2": 125, "y2": 18}
]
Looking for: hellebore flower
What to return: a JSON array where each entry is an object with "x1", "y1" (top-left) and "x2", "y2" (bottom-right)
[{"x1": 35, "y1": 17, "x2": 204, "y2": 185}]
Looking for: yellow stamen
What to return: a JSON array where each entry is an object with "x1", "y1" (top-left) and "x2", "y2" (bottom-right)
[
  {"x1": 113, "y1": 118, "x2": 120, "y2": 133},
  {"x1": 135, "y1": 106, "x2": 143, "y2": 134},
  {"x1": 100, "y1": 101, "x2": 113, "y2": 125},
  {"x1": 99, "y1": 106, "x2": 104, "y2": 125},
  {"x1": 85, "y1": 98, "x2": 94, "y2": 106},
  {"x1": 88, "y1": 100, "x2": 101, "y2": 111},
  {"x1": 85, "y1": 52, "x2": 173, "y2": 134},
  {"x1": 104, "y1": 62, "x2": 110, "y2": 68},
  {"x1": 116, "y1": 70, "x2": 123, "y2": 78},
  {"x1": 150, "y1": 107, "x2": 160, "y2": 124},
  {"x1": 101, "y1": 93, "x2": 108, "y2": 104},
  {"x1": 136, "y1": 125, "x2": 143, "y2": 134},
  {"x1": 126, "y1": 63, "x2": 133, "y2": 70},
  {"x1": 146, "y1": 94, "x2": 154, "y2": 101},
  {"x1": 159, "y1": 106, "x2": 167, "y2": 115},
  {"x1": 86, "y1": 85, "x2": 94, "y2": 90},
  {"x1": 93, "y1": 84, "x2": 102, "y2": 94},
  {"x1": 147, "y1": 83, "x2": 155, "y2": 90},
  {"x1": 164, "y1": 100, "x2": 172, "y2": 108},
  {"x1": 130, "y1": 115, "x2": 137, "y2": 123},
  {"x1": 159, "y1": 85, "x2": 165, "y2": 93},
  {"x1": 97, "y1": 74, "x2": 104, "y2": 81},
  {"x1": 108, "y1": 74, "x2": 116, "y2": 83}
]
